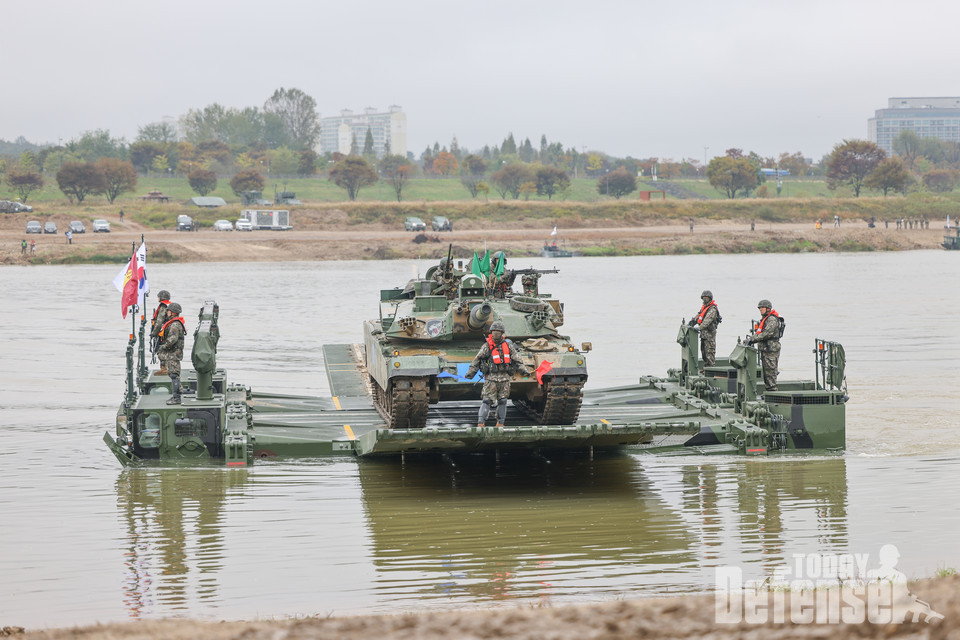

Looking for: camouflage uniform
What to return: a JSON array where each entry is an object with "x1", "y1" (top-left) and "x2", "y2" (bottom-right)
[
  {"x1": 696, "y1": 301, "x2": 720, "y2": 366},
  {"x1": 488, "y1": 271, "x2": 516, "y2": 298},
  {"x1": 752, "y1": 312, "x2": 781, "y2": 391},
  {"x1": 465, "y1": 332, "x2": 530, "y2": 426},
  {"x1": 157, "y1": 306, "x2": 186, "y2": 404},
  {"x1": 521, "y1": 273, "x2": 540, "y2": 296}
]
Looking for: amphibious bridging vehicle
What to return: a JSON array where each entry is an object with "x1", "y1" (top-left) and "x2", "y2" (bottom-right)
[{"x1": 105, "y1": 277, "x2": 846, "y2": 467}]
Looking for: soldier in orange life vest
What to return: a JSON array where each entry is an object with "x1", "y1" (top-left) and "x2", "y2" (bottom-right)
[
  {"x1": 465, "y1": 320, "x2": 531, "y2": 428},
  {"x1": 689, "y1": 290, "x2": 721, "y2": 367},
  {"x1": 745, "y1": 299, "x2": 781, "y2": 391},
  {"x1": 157, "y1": 302, "x2": 186, "y2": 404},
  {"x1": 150, "y1": 290, "x2": 172, "y2": 372}
]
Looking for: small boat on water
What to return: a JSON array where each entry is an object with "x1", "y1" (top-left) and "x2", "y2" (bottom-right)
[
  {"x1": 943, "y1": 226, "x2": 959, "y2": 250},
  {"x1": 540, "y1": 229, "x2": 578, "y2": 257}
]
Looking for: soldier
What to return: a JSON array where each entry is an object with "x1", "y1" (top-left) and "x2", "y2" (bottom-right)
[
  {"x1": 746, "y1": 299, "x2": 781, "y2": 392},
  {"x1": 690, "y1": 290, "x2": 721, "y2": 367},
  {"x1": 521, "y1": 273, "x2": 540, "y2": 296},
  {"x1": 431, "y1": 257, "x2": 460, "y2": 299},
  {"x1": 465, "y1": 320, "x2": 531, "y2": 428},
  {"x1": 150, "y1": 290, "x2": 173, "y2": 371},
  {"x1": 157, "y1": 302, "x2": 186, "y2": 405},
  {"x1": 487, "y1": 251, "x2": 516, "y2": 298}
]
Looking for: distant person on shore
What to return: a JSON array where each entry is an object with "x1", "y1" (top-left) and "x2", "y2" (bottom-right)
[
  {"x1": 884, "y1": 219, "x2": 889, "y2": 229},
  {"x1": 119, "y1": 209, "x2": 124, "y2": 222},
  {"x1": 21, "y1": 239, "x2": 27, "y2": 255},
  {"x1": 815, "y1": 219, "x2": 822, "y2": 230},
  {"x1": 65, "y1": 230, "x2": 72, "y2": 245},
  {"x1": 834, "y1": 215, "x2": 840, "y2": 227},
  {"x1": 30, "y1": 240, "x2": 35, "y2": 253},
  {"x1": 750, "y1": 220, "x2": 755, "y2": 231},
  {"x1": 689, "y1": 218, "x2": 694, "y2": 233}
]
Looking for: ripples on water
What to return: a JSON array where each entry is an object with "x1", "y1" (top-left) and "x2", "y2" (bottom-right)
[{"x1": 0, "y1": 253, "x2": 958, "y2": 629}]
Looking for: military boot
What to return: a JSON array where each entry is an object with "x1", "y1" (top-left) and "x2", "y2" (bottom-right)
[{"x1": 166, "y1": 374, "x2": 181, "y2": 405}]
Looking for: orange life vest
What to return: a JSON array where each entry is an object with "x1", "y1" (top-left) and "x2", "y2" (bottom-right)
[
  {"x1": 696, "y1": 300, "x2": 718, "y2": 324},
  {"x1": 755, "y1": 310, "x2": 780, "y2": 335},
  {"x1": 152, "y1": 301, "x2": 170, "y2": 323},
  {"x1": 159, "y1": 316, "x2": 185, "y2": 340},
  {"x1": 486, "y1": 335, "x2": 511, "y2": 364}
]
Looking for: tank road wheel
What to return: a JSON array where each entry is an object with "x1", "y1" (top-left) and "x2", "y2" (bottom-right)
[
  {"x1": 517, "y1": 378, "x2": 585, "y2": 425},
  {"x1": 371, "y1": 375, "x2": 430, "y2": 429}
]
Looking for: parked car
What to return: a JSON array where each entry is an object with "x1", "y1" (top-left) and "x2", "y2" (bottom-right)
[
  {"x1": 213, "y1": 219, "x2": 233, "y2": 231},
  {"x1": 235, "y1": 218, "x2": 253, "y2": 231},
  {"x1": 176, "y1": 215, "x2": 194, "y2": 231},
  {"x1": 26, "y1": 221, "x2": 42, "y2": 234},
  {"x1": 92, "y1": 219, "x2": 111, "y2": 233},
  {"x1": 404, "y1": 216, "x2": 426, "y2": 231},
  {"x1": 69, "y1": 221, "x2": 86, "y2": 234},
  {"x1": 431, "y1": 216, "x2": 453, "y2": 231},
  {"x1": 43, "y1": 221, "x2": 57, "y2": 234}
]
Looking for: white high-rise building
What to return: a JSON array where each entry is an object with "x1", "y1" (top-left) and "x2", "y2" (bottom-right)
[
  {"x1": 868, "y1": 97, "x2": 960, "y2": 154},
  {"x1": 317, "y1": 105, "x2": 407, "y2": 158}
]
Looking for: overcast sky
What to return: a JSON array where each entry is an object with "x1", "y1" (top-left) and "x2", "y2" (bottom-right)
[{"x1": 4, "y1": 0, "x2": 960, "y2": 163}]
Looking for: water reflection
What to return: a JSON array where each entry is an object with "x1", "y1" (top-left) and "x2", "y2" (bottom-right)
[
  {"x1": 356, "y1": 454, "x2": 849, "y2": 604},
  {"x1": 115, "y1": 468, "x2": 248, "y2": 617}
]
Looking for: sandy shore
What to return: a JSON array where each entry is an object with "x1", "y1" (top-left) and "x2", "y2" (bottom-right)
[
  {"x1": 0, "y1": 211, "x2": 949, "y2": 264},
  {"x1": 8, "y1": 574, "x2": 956, "y2": 639}
]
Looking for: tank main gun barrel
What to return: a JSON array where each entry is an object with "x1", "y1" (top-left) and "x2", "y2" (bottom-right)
[{"x1": 467, "y1": 302, "x2": 493, "y2": 330}]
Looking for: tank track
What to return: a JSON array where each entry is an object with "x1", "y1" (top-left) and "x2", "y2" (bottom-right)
[
  {"x1": 518, "y1": 379, "x2": 584, "y2": 425},
  {"x1": 371, "y1": 376, "x2": 430, "y2": 429}
]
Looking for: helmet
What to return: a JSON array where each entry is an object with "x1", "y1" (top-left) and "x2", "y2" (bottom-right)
[
  {"x1": 700, "y1": 290, "x2": 713, "y2": 299},
  {"x1": 757, "y1": 299, "x2": 772, "y2": 309},
  {"x1": 167, "y1": 302, "x2": 182, "y2": 315},
  {"x1": 491, "y1": 251, "x2": 506, "y2": 266},
  {"x1": 439, "y1": 257, "x2": 450, "y2": 269},
  {"x1": 490, "y1": 320, "x2": 506, "y2": 333},
  {"x1": 158, "y1": 290, "x2": 171, "y2": 301}
]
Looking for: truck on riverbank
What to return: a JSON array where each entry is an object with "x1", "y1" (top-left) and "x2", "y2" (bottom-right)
[{"x1": 238, "y1": 209, "x2": 292, "y2": 230}]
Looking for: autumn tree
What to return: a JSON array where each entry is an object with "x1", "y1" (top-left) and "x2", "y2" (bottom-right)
[
  {"x1": 432, "y1": 151, "x2": 459, "y2": 176},
  {"x1": 706, "y1": 156, "x2": 759, "y2": 199},
  {"x1": 96, "y1": 158, "x2": 138, "y2": 203},
  {"x1": 535, "y1": 166, "x2": 570, "y2": 200},
  {"x1": 379, "y1": 154, "x2": 413, "y2": 202},
  {"x1": 56, "y1": 161, "x2": 107, "y2": 203},
  {"x1": 229, "y1": 169, "x2": 265, "y2": 196},
  {"x1": 891, "y1": 130, "x2": 922, "y2": 171},
  {"x1": 826, "y1": 139, "x2": 885, "y2": 197},
  {"x1": 328, "y1": 156, "x2": 378, "y2": 200},
  {"x1": 268, "y1": 146, "x2": 299, "y2": 175},
  {"x1": 864, "y1": 158, "x2": 913, "y2": 196},
  {"x1": 597, "y1": 169, "x2": 637, "y2": 199},
  {"x1": 922, "y1": 168, "x2": 958, "y2": 192},
  {"x1": 491, "y1": 163, "x2": 535, "y2": 199},
  {"x1": 777, "y1": 152, "x2": 810, "y2": 177},
  {"x1": 137, "y1": 121, "x2": 179, "y2": 143},
  {"x1": 263, "y1": 87, "x2": 321, "y2": 150},
  {"x1": 297, "y1": 149, "x2": 317, "y2": 176},
  {"x1": 129, "y1": 141, "x2": 168, "y2": 174},
  {"x1": 5, "y1": 167, "x2": 44, "y2": 203},
  {"x1": 188, "y1": 168, "x2": 218, "y2": 196},
  {"x1": 460, "y1": 155, "x2": 487, "y2": 198}
]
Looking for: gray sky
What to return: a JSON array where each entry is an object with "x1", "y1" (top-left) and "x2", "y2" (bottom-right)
[{"x1": 4, "y1": 0, "x2": 960, "y2": 163}]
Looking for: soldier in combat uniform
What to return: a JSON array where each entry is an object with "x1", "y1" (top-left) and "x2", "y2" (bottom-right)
[
  {"x1": 746, "y1": 299, "x2": 781, "y2": 392},
  {"x1": 690, "y1": 290, "x2": 721, "y2": 367},
  {"x1": 157, "y1": 302, "x2": 186, "y2": 404},
  {"x1": 465, "y1": 320, "x2": 531, "y2": 428},
  {"x1": 150, "y1": 290, "x2": 172, "y2": 372},
  {"x1": 487, "y1": 251, "x2": 517, "y2": 298}
]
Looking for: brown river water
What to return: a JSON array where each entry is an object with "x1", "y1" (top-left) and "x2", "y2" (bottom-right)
[{"x1": 0, "y1": 252, "x2": 958, "y2": 630}]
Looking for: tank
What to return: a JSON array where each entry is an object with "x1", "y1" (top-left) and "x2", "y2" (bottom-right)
[{"x1": 362, "y1": 258, "x2": 590, "y2": 429}]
